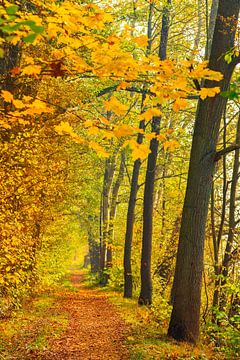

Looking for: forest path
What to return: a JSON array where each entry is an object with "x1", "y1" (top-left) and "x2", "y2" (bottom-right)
[
  {"x1": 1, "y1": 270, "x2": 130, "y2": 360},
  {"x1": 41, "y1": 270, "x2": 130, "y2": 360}
]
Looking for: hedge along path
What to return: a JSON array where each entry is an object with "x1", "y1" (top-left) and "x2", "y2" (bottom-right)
[{"x1": 42, "y1": 271, "x2": 129, "y2": 360}]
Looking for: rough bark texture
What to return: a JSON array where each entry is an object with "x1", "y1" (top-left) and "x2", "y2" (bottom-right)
[
  {"x1": 168, "y1": 0, "x2": 239, "y2": 343},
  {"x1": 205, "y1": 0, "x2": 219, "y2": 60},
  {"x1": 107, "y1": 151, "x2": 125, "y2": 268},
  {"x1": 100, "y1": 157, "x2": 116, "y2": 274},
  {"x1": 123, "y1": 121, "x2": 145, "y2": 298},
  {"x1": 138, "y1": 117, "x2": 160, "y2": 305},
  {"x1": 219, "y1": 113, "x2": 240, "y2": 311},
  {"x1": 138, "y1": 0, "x2": 170, "y2": 306}
]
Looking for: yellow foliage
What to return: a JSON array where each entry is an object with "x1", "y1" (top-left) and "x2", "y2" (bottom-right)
[
  {"x1": 173, "y1": 98, "x2": 188, "y2": 112},
  {"x1": 199, "y1": 87, "x2": 220, "y2": 100},
  {"x1": 1, "y1": 90, "x2": 14, "y2": 103},
  {"x1": 139, "y1": 108, "x2": 162, "y2": 121},
  {"x1": 104, "y1": 97, "x2": 128, "y2": 116},
  {"x1": 124, "y1": 140, "x2": 151, "y2": 161}
]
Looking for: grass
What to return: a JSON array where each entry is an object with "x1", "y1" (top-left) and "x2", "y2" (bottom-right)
[
  {"x1": 0, "y1": 283, "x2": 70, "y2": 359},
  {"x1": 108, "y1": 292, "x2": 228, "y2": 360}
]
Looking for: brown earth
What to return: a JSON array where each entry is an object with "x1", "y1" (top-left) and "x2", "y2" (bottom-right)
[{"x1": 41, "y1": 272, "x2": 129, "y2": 360}]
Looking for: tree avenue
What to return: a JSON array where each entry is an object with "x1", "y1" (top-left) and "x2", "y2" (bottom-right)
[{"x1": 0, "y1": 0, "x2": 239, "y2": 357}]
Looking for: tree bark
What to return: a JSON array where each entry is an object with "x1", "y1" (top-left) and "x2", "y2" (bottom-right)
[
  {"x1": 107, "y1": 151, "x2": 125, "y2": 268},
  {"x1": 100, "y1": 156, "x2": 116, "y2": 275},
  {"x1": 123, "y1": 120, "x2": 145, "y2": 298},
  {"x1": 168, "y1": 0, "x2": 239, "y2": 343},
  {"x1": 138, "y1": 0, "x2": 171, "y2": 305},
  {"x1": 219, "y1": 112, "x2": 240, "y2": 311},
  {"x1": 123, "y1": 0, "x2": 155, "y2": 299}
]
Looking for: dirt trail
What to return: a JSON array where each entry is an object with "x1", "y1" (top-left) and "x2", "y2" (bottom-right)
[{"x1": 41, "y1": 272, "x2": 129, "y2": 360}]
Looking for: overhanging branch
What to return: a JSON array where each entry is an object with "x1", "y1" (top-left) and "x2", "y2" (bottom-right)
[{"x1": 215, "y1": 143, "x2": 240, "y2": 161}]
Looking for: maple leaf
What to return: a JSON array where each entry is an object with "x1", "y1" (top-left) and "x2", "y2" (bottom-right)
[
  {"x1": 199, "y1": 87, "x2": 220, "y2": 100},
  {"x1": 104, "y1": 97, "x2": 128, "y2": 116},
  {"x1": 134, "y1": 35, "x2": 148, "y2": 47},
  {"x1": 89, "y1": 141, "x2": 109, "y2": 158},
  {"x1": 55, "y1": 121, "x2": 74, "y2": 136},
  {"x1": 113, "y1": 125, "x2": 135, "y2": 137},
  {"x1": 173, "y1": 98, "x2": 188, "y2": 112},
  {"x1": 21, "y1": 65, "x2": 42, "y2": 76},
  {"x1": 1, "y1": 90, "x2": 14, "y2": 103},
  {"x1": 139, "y1": 108, "x2": 162, "y2": 121},
  {"x1": 163, "y1": 140, "x2": 180, "y2": 152},
  {"x1": 124, "y1": 140, "x2": 151, "y2": 161}
]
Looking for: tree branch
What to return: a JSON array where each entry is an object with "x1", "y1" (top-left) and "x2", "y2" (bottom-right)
[{"x1": 215, "y1": 143, "x2": 240, "y2": 161}]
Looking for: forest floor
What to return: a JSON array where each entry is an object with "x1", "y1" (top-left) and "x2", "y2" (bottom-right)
[
  {"x1": 0, "y1": 270, "x2": 129, "y2": 360},
  {"x1": 0, "y1": 269, "x2": 233, "y2": 360}
]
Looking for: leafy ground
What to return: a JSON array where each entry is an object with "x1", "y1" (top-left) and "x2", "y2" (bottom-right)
[
  {"x1": 0, "y1": 270, "x2": 129, "y2": 359},
  {"x1": 0, "y1": 270, "x2": 236, "y2": 360}
]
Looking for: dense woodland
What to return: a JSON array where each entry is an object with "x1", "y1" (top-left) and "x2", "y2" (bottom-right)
[{"x1": 0, "y1": 0, "x2": 239, "y2": 358}]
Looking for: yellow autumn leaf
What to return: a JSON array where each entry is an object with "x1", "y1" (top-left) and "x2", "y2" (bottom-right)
[
  {"x1": 87, "y1": 126, "x2": 99, "y2": 135},
  {"x1": 134, "y1": 35, "x2": 148, "y2": 47},
  {"x1": 13, "y1": 99, "x2": 26, "y2": 109},
  {"x1": 139, "y1": 108, "x2": 162, "y2": 121},
  {"x1": 124, "y1": 140, "x2": 151, "y2": 161},
  {"x1": 1, "y1": 90, "x2": 14, "y2": 103},
  {"x1": 145, "y1": 133, "x2": 156, "y2": 140},
  {"x1": 163, "y1": 140, "x2": 180, "y2": 152},
  {"x1": 156, "y1": 134, "x2": 166, "y2": 142},
  {"x1": 113, "y1": 124, "x2": 135, "y2": 137},
  {"x1": 55, "y1": 121, "x2": 74, "y2": 136},
  {"x1": 173, "y1": 98, "x2": 188, "y2": 112},
  {"x1": 104, "y1": 97, "x2": 128, "y2": 116},
  {"x1": 89, "y1": 141, "x2": 109, "y2": 158},
  {"x1": 22, "y1": 65, "x2": 42, "y2": 76},
  {"x1": 199, "y1": 87, "x2": 220, "y2": 100}
]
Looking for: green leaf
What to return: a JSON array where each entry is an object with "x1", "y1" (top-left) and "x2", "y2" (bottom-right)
[
  {"x1": 0, "y1": 48, "x2": 4, "y2": 58},
  {"x1": 224, "y1": 53, "x2": 232, "y2": 64},
  {"x1": 1, "y1": 24, "x2": 20, "y2": 33},
  {"x1": 6, "y1": 5, "x2": 19, "y2": 15},
  {"x1": 23, "y1": 33, "x2": 38, "y2": 43},
  {"x1": 22, "y1": 20, "x2": 44, "y2": 34}
]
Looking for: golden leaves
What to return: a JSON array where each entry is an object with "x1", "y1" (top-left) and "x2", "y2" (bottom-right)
[
  {"x1": 124, "y1": 140, "x2": 151, "y2": 161},
  {"x1": 1, "y1": 90, "x2": 14, "y2": 103},
  {"x1": 21, "y1": 65, "x2": 42, "y2": 76},
  {"x1": 139, "y1": 108, "x2": 162, "y2": 121},
  {"x1": 173, "y1": 98, "x2": 188, "y2": 112},
  {"x1": 104, "y1": 97, "x2": 128, "y2": 116},
  {"x1": 199, "y1": 87, "x2": 220, "y2": 100}
]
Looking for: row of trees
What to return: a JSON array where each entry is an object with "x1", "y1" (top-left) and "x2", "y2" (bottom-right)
[{"x1": 0, "y1": 0, "x2": 239, "y2": 349}]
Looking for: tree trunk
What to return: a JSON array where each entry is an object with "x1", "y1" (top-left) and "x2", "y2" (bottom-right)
[
  {"x1": 168, "y1": 0, "x2": 239, "y2": 343},
  {"x1": 107, "y1": 151, "x2": 125, "y2": 268},
  {"x1": 205, "y1": 0, "x2": 219, "y2": 60},
  {"x1": 138, "y1": 0, "x2": 171, "y2": 306},
  {"x1": 100, "y1": 156, "x2": 116, "y2": 275},
  {"x1": 123, "y1": 0, "x2": 155, "y2": 299},
  {"x1": 219, "y1": 113, "x2": 240, "y2": 311},
  {"x1": 123, "y1": 120, "x2": 145, "y2": 298}
]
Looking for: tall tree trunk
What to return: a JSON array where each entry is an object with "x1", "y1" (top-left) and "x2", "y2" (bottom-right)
[
  {"x1": 123, "y1": 119, "x2": 145, "y2": 298},
  {"x1": 138, "y1": 0, "x2": 171, "y2": 305},
  {"x1": 212, "y1": 106, "x2": 228, "y2": 321},
  {"x1": 168, "y1": 0, "x2": 239, "y2": 343},
  {"x1": 205, "y1": 0, "x2": 219, "y2": 60},
  {"x1": 88, "y1": 216, "x2": 100, "y2": 273},
  {"x1": 123, "y1": 0, "x2": 155, "y2": 299},
  {"x1": 107, "y1": 151, "x2": 125, "y2": 268},
  {"x1": 219, "y1": 113, "x2": 240, "y2": 311},
  {"x1": 100, "y1": 156, "x2": 116, "y2": 275}
]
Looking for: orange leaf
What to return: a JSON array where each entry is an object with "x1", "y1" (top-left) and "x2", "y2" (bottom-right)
[{"x1": 1, "y1": 90, "x2": 14, "y2": 103}]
